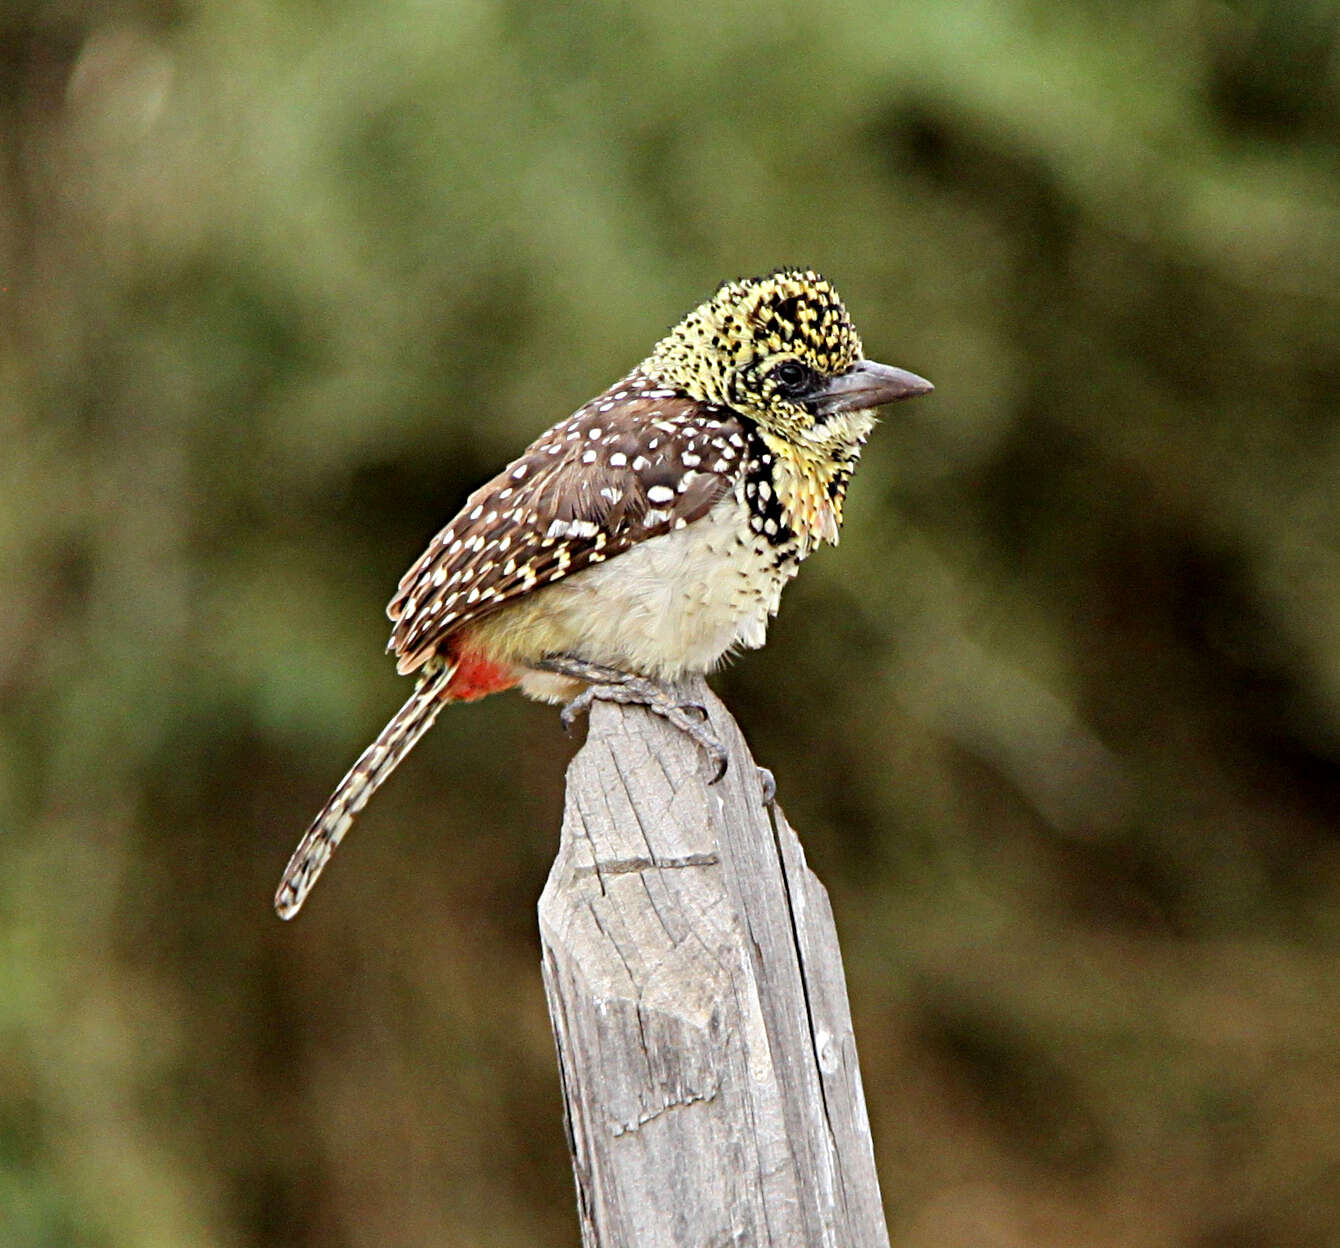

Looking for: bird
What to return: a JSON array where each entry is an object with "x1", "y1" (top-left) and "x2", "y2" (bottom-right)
[{"x1": 274, "y1": 268, "x2": 932, "y2": 918}]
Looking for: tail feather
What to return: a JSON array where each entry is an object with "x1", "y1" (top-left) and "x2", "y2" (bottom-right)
[{"x1": 274, "y1": 662, "x2": 455, "y2": 919}]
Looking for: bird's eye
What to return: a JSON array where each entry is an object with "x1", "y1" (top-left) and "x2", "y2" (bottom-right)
[{"x1": 773, "y1": 360, "x2": 811, "y2": 393}]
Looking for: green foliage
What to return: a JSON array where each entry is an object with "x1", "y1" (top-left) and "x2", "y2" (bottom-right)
[{"x1": 2, "y1": 1, "x2": 1338, "y2": 1244}]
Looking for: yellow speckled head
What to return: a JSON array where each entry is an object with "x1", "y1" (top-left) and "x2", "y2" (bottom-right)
[
  {"x1": 644, "y1": 268, "x2": 933, "y2": 542},
  {"x1": 645, "y1": 269, "x2": 864, "y2": 429}
]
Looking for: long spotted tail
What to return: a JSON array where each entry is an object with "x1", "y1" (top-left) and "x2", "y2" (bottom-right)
[{"x1": 274, "y1": 662, "x2": 455, "y2": 919}]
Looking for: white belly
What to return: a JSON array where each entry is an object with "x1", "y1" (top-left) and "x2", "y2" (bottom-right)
[{"x1": 498, "y1": 486, "x2": 801, "y2": 701}]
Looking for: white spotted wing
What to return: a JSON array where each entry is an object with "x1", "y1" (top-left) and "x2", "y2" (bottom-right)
[{"x1": 387, "y1": 375, "x2": 751, "y2": 675}]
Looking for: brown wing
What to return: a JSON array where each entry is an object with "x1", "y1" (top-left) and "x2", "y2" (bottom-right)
[{"x1": 386, "y1": 375, "x2": 750, "y2": 674}]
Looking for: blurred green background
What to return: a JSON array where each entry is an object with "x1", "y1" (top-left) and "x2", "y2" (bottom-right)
[{"x1": 3, "y1": 0, "x2": 1340, "y2": 1244}]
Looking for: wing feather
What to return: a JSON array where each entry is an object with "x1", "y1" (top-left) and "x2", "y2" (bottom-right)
[{"x1": 387, "y1": 382, "x2": 750, "y2": 674}]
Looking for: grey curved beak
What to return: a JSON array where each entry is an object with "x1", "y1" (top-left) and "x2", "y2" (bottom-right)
[{"x1": 813, "y1": 359, "x2": 933, "y2": 416}]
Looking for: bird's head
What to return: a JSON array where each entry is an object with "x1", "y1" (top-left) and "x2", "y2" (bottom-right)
[{"x1": 644, "y1": 268, "x2": 932, "y2": 458}]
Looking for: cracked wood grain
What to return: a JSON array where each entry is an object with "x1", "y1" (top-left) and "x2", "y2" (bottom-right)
[{"x1": 539, "y1": 677, "x2": 891, "y2": 1248}]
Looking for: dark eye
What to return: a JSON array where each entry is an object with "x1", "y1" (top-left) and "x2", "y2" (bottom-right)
[{"x1": 773, "y1": 360, "x2": 811, "y2": 393}]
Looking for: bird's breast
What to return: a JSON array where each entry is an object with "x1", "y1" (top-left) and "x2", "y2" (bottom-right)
[{"x1": 477, "y1": 481, "x2": 805, "y2": 697}]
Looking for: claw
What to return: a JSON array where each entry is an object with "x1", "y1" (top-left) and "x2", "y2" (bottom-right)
[
  {"x1": 559, "y1": 691, "x2": 593, "y2": 737},
  {"x1": 537, "y1": 654, "x2": 732, "y2": 786},
  {"x1": 707, "y1": 746, "x2": 729, "y2": 785},
  {"x1": 662, "y1": 703, "x2": 728, "y2": 784},
  {"x1": 757, "y1": 766, "x2": 776, "y2": 805}
]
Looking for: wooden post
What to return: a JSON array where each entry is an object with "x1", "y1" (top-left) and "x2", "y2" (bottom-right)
[{"x1": 539, "y1": 676, "x2": 891, "y2": 1247}]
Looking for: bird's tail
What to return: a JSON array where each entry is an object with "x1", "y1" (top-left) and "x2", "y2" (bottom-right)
[{"x1": 274, "y1": 661, "x2": 455, "y2": 919}]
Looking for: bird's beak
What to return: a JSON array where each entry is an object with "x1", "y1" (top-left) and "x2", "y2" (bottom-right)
[{"x1": 812, "y1": 359, "x2": 933, "y2": 416}]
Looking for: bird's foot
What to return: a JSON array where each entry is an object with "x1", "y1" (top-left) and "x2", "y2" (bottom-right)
[
  {"x1": 757, "y1": 766, "x2": 776, "y2": 806},
  {"x1": 535, "y1": 655, "x2": 728, "y2": 783}
]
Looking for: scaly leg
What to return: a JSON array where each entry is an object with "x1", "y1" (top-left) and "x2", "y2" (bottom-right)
[{"x1": 534, "y1": 654, "x2": 728, "y2": 783}]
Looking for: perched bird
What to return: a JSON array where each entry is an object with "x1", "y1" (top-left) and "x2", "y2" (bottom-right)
[{"x1": 275, "y1": 269, "x2": 932, "y2": 918}]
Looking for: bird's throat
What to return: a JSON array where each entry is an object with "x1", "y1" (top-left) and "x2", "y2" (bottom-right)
[{"x1": 761, "y1": 433, "x2": 848, "y2": 548}]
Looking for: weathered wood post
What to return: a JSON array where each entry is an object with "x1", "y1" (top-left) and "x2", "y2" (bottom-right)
[{"x1": 539, "y1": 676, "x2": 891, "y2": 1247}]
